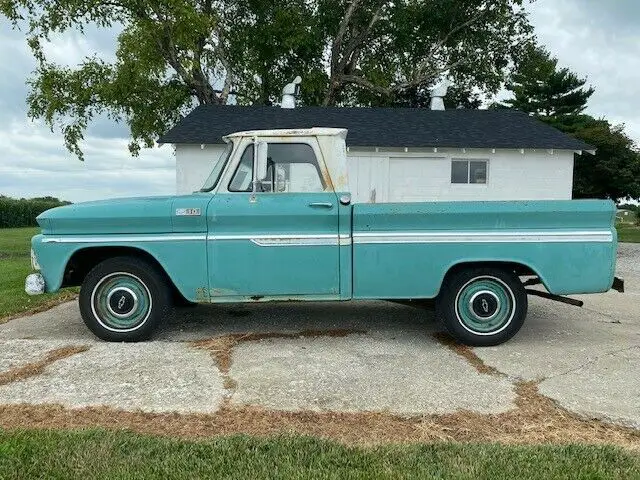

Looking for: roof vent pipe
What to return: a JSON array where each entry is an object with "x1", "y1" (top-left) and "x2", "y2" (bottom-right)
[
  {"x1": 429, "y1": 78, "x2": 452, "y2": 111},
  {"x1": 281, "y1": 76, "x2": 302, "y2": 108}
]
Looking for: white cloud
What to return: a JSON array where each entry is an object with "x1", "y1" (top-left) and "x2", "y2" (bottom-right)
[
  {"x1": 0, "y1": 118, "x2": 175, "y2": 202},
  {"x1": 527, "y1": 0, "x2": 640, "y2": 143}
]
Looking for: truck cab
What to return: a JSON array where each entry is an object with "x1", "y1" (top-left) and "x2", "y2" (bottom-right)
[
  {"x1": 28, "y1": 128, "x2": 622, "y2": 346},
  {"x1": 201, "y1": 128, "x2": 352, "y2": 301}
]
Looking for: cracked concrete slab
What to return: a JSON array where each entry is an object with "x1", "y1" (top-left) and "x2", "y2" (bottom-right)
[
  {"x1": 0, "y1": 340, "x2": 76, "y2": 374},
  {"x1": 0, "y1": 342, "x2": 224, "y2": 414},
  {"x1": 0, "y1": 301, "x2": 97, "y2": 343},
  {"x1": 473, "y1": 300, "x2": 639, "y2": 381},
  {"x1": 539, "y1": 346, "x2": 640, "y2": 428},
  {"x1": 230, "y1": 334, "x2": 516, "y2": 415}
]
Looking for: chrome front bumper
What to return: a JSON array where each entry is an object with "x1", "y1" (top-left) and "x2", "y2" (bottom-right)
[{"x1": 25, "y1": 273, "x2": 46, "y2": 296}]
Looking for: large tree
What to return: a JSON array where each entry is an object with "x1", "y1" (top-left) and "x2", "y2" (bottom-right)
[
  {"x1": 499, "y1": 43, "x2": 594, "y2": 116},
  {"x1": 546, "y1": 115, "x2": 640, "y2": 201},
  {"x1": 499, "y1": 45, "x2": 640, "y2": 200},
  {"x1": 1, "y1": 0, "x2": 533, "y2": 158}
]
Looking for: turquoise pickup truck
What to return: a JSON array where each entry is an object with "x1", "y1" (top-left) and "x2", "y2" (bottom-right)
[{"x1": 26, "y1": 128, "x2": 622, "y2": 345}]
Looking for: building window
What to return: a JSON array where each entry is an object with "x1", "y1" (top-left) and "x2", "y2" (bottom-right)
[{"x1": 451, "y1": 160, "x2": 488, "y2": 184}]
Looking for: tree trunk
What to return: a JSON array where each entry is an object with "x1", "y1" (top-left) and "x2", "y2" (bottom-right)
[{"x1": 323, "y1": 78, "x2": 341, "y2": 106}]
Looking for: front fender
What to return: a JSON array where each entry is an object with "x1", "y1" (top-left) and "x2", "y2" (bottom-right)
[{"x1": 31, "y1": 234, "x2": 208, "y2": 302}]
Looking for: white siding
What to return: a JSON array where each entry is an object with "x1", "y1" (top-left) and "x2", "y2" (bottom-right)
[
  {"x1": 176, "y1": 144, "x2": 226, "y2": 194},
  {"x1": 176, "y1": 144, "x2": 575, "y2": 201},
  {"x1": 347, "y1": 148, "x2": 574, "y2": 203}
]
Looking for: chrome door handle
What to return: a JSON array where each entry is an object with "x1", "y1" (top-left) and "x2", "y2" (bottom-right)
[{"x1": 308, "y1": 202, "x2": 333, "y2": 208}]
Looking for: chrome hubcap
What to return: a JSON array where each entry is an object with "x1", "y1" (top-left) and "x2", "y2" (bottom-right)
[
  {"x1": 468, "y1": 290, "x2": 501, "y2": 321},
  {"x1": 106, "y1": 287, "x2": 139, "y2": 319},
  {"x1": 90, "y1": 272, "x2": 152, "y2": 332},
  {"x1": 455, "y1": 276, "x2": 516, "y2": 336}
]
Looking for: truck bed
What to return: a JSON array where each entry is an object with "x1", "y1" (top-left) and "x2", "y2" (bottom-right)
[{"x1": 351, "y1": 200, "x2": 617, "y2": 299}]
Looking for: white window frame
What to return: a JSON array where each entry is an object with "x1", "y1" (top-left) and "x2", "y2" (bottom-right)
[{"x1": 451, "y1": 158, "x2": 489, "y2": 185}]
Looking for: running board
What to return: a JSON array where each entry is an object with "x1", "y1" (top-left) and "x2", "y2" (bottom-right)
[{"x1": 525, "y1": 289, "x2": 584, "y2": 307}]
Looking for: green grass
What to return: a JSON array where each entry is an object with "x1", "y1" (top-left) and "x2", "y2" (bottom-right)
[
  {"x1": 617, "y1": 223, "x2": 640, "y2": 243},
  {"x1": 0, "y1": 429, "x2": 637, "y2": 480},
  {"x1": 0, "y1": 227, "x2": 39, "y2": 257},
  {"x1": 0, "y1": 227, "x2": 76, "y2": 320}
]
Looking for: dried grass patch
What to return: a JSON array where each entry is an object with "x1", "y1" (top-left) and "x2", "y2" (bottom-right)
[
  {"x1": 0, "y1": 385, "x2": 638, "y2": 450},
  {"x1": 432, "y1": 332, "x2": 503, "y2": 376},
  {"x1": 0, "y1": 345, "x2": 89, "y2": 386},
  {"x1": 192, "y1": 329, "x2": 366, "y2": 374}
]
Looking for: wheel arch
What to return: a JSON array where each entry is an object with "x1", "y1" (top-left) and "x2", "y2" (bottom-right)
[
  {"x1": 61, "y1": 246, "x2": 189, "y2": 302},
  {"x1": 438, "y1": 260, "x2": 548, "y2": 296}
]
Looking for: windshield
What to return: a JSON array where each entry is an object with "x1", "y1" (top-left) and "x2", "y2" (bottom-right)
[{"x1": 200, "y1": 142, "x2": 234, "y2": 192}]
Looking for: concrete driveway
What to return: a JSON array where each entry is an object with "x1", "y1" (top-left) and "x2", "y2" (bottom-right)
[{"x1": 0, "y1": 244, "x2": 638, "y2": 432}]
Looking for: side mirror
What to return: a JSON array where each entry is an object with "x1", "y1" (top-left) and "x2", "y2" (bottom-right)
[{"x1": 255, "y1": 141, "x2": 269, "y2": 181}]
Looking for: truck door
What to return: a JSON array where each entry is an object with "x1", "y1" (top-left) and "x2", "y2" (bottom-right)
[{"x1": 207, "y1": 139, "x2": 341, "y2": 299}]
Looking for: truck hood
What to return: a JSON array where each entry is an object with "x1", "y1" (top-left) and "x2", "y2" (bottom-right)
[{"x1": 36, "y1": 195, "x2": 210, "y2": 235}]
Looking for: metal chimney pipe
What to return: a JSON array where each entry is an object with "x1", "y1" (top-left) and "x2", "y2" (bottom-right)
[{"x1": 281, "y1": 76, "x2": 302, "y2": 108}]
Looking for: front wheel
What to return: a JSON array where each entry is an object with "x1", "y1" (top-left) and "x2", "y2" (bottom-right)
[
  {"x1": 436, "y1": 267, "x2": 527, "y2": 346},
  {"x1": 79, "y1": 256, "x2": 172, "y2": 342}
]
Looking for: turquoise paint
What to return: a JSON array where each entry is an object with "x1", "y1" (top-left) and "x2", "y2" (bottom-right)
[
  {"x1": 207, "y1": 192, "x2": 341, "y2": 297},
  {"x1": 31, "y1": 234, "x2": 208, "y2": 302},
  {"x1": 337, "y1": 194, "x2": 353, "y2": 300},
  {"x1": 30, "y1": 191, "x2": 617, "y2": 303},
  {"x1": 353, "y1": 200, "x2": 616, "y2": 232},
  {"x1": 352, "y1": 200, "x2": 617, "y2": 298}
]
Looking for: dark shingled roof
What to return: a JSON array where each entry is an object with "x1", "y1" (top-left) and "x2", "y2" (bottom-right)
[{"x1": 159, "y1": 105, "x2": 593, "y2": 151}]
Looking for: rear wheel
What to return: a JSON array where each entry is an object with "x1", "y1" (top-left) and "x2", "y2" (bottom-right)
[
  {"x1": 436, "y1": 267, "x2": 527, "y2": 346},
  {"x1": 79, "y1": 256, "x2": 172, "y2": 342}
]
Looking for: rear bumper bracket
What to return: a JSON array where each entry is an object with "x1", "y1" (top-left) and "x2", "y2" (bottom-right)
[{"x1": 612, "y1": 277, "x2": 625, "y2": 293}]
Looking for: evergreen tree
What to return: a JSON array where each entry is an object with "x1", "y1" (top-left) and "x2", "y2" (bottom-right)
[
  {"x1": 500, "y1": 44, "x2": 594, "y2": 116},
  {"x1": 500, "y1": 44, "x2": 640, "y2": 201}
]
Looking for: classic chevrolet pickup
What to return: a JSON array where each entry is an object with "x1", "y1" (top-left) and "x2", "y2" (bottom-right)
[{"x1": 26, "y1": 128, "x2": 623, "y2": 345}]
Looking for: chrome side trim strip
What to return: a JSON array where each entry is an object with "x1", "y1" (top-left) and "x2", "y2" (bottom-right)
[
  {"x1": 251, "y1": 237, "x2": 339, "y2": 247},
  {"x1": 209, "y1": 233, "x2": 348, "y2": 247},
  {"x1": 40, "y1": 230, "x2": 610, "y2": 246},
  {"x1": 41, "y1": 234, "x2": 206, "y2": 243},
  {"x1": 352, "y1": 230, "x2": 613, "y2": 244},
  {"x1": 208, "y1": 233, "x2": 336, "y2": 241}
]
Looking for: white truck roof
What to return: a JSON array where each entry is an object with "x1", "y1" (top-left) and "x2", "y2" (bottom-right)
[{"x1": 223, "y1": 127, "x2": 347, "y2": 141}]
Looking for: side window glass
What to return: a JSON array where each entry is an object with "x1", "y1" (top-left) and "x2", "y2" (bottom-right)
[
  {"x1": 228, "y1": 145, "x2": 254, "y2": 192},
  {"x1": 261, "y1": 143, "x2": 325, "y2": 193}
]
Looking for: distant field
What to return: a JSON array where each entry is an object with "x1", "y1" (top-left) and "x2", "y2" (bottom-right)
[
  {"x1": 617, "y1": 223, "x2": 640, "y2": 243},
  {"x1": 0, "y1": 227, "x2": 76, "y2": 321}
]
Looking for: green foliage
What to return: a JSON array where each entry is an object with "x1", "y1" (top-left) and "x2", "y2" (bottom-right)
[
  {"x1": 544, "y1": 115, "x2": 640, "y2": 200},
  {"x1": 1, "y1": 0, "x2": 533, "y2": 158},
  {"x1": 0, "y1": 195, "x2": 70, "y2": 228},
  {"x1": 618, "y1": 203, "x2": 639, "y2": 213},
  {"x1": 0, "y1": 429, "x2": 638, "y2": 479},
  {"x1": 499, "y1": 44, "x2": 594, "y2": 116},
  {"x1": 498, "y1": 44, "x2": 640, "y2": 200}
]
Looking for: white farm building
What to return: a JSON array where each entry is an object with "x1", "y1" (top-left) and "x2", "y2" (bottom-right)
[{"x1": 159, "y1": 103, "x2": 593, "y2": 203}]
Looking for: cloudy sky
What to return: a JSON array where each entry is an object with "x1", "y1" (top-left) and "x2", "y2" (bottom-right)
[{"x1": 0, "y1": 0, "x2": 638, "y2": 202}]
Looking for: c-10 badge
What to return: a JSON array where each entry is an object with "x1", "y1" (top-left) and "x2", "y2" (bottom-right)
[{"x1": 176, "y1": 208, "x2": 201, "y2": 216}]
